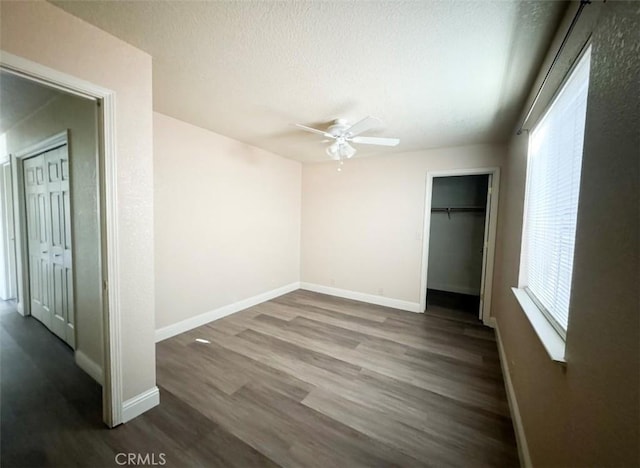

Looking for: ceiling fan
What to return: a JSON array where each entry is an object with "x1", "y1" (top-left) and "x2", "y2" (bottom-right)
[{"x1": 295, "y1": 116, "x2": 399, "y2": 160}]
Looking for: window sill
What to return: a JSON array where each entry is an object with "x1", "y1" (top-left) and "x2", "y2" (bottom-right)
[{"x1": 511, "y1": 288, "x2": 567, "y2": 364}]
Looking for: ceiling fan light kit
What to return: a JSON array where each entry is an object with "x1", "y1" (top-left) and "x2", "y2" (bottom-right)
[
  {"x1": 295, "y1": 116, "x2": 400, "y2": 168},
  {"x1": 326, "y1": 140, "x2": 356, "y2": 160}
]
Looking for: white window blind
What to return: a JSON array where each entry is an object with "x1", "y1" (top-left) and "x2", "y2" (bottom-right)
[{"x1": 520, "y1": 46, "x2": 591, "y2": 338}]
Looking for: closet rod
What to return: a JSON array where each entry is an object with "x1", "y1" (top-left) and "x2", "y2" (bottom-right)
[
  {"x1": 431, "y1": 207, "x2": 485, "y2": 212},
  {"x1": 431, "y1": 207, "x2": 486, "y2": 219}
]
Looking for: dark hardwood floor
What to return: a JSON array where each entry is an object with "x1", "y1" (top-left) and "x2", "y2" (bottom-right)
[{"x1": 1, "y1": 291, "x2": 518, "y2": 467}]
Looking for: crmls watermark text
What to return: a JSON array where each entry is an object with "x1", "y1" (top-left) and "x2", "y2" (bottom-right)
[{"x1": 115, "y1": 453, "x2": 167, "y2": 466}]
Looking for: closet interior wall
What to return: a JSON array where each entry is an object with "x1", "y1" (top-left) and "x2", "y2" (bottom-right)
[{"x1": 427, "y1": 175, "x2": 489, "y2": 298}]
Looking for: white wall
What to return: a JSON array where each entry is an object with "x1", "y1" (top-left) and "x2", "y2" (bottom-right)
[
  {"x1": 3, "y1": 93, "x2": 103, "y2": 378},
  {"x1": 0, "y1": 135, "x2": 6, "y2": 163},
  {"x1": 1, "y1": 1, "x2": 156, "y2": 402},
  {"x1": 427, "y1": 175, "x2": 488, "y2": 295},
  {"x1": 301, "y1": 144, "x2": 505, "y2": 308},
  {"x1": 154, "y1": 113, "x2": 301, "y2": 330}
]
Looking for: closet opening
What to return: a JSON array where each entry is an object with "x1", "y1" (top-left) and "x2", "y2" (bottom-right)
[{"x1": 419, "y1": 168, "x2": 500, "y2": 325}]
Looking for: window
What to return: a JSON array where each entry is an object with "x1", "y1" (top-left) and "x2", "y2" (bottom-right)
[{"x1": 518, "y1": 45, "x2": 591, "y2": 340}]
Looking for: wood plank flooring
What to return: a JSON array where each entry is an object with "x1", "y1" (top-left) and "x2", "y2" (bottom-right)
[{"x1": 1, "y1": 291, "x2": 518, "y2": 467}]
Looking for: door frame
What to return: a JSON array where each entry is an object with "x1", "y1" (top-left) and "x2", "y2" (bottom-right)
[
  {"x1": 419, "y1": 167, "x2": 500, "y2": 326},
  {"x1": 1, "y1": 161, "x2": 17, "y2": 300},
  {"x1": 1, "y1": 51, "x2": 123, "y2": 427}
]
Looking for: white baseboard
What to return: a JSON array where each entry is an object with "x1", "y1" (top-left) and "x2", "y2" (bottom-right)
[
  {"x1": 494, "y1": 319, "x2": 532, "y2": 468},
  {"x1": 483, "y1": 316, "x2": 496, "y2": 328},
  {"x1": 122, "y1": 386, "x2": 160, "y2": 423},
  {"x1": 75, "y1": 349, "x2": 103, "y2": 385},
  {"x1": 300, "y1": 282, "x2": 422, "y2": 313},
  {"x1": 155, "y1": 282, "x2": 300, "y2": 342}
]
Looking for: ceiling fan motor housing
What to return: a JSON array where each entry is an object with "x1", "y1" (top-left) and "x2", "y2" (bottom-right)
[{"x1": 327, "y1": 119, "x2": 351, "y2": 137}]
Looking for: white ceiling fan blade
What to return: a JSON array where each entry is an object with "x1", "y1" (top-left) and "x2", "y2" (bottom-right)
[
  {"x1": 295, "y1": 123, "x2": 332, "y2": 138},
  {"x1": 351, "y1": 136, "x2": 400, "y2": 147},
  {"x1": 344, "y1": 116, "x2": 382, "y2": 137}
]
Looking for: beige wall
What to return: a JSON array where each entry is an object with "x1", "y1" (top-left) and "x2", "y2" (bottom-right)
[
  {"x1": 4, "y1": 94, "x2": 103, "y2": 375},
  {"x1": 1, "y1": 1, "x2": 156, "y2": 401},
  {"x1": 493, "y1": 1, "x2": 639, "y2": 465},
  {"x1": 154, "y1": 113, "x2": 301, "y2": 329},
  {"x1": 301, "y1": 144, "x2": 506, "y2": 306}
]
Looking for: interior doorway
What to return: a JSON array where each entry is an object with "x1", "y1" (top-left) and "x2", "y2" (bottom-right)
[
  {"x1": 420, "y1": 168, "x2": 500, "y2": 325},
  {"x1": 0, "y1": 64, "x2": 119, "y2": 425},
  {"x1": 3, "y1": 72, "x2": 100, "y2": 359}
]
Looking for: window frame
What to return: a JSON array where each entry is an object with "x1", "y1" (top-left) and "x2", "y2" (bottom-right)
[{"x1": 513, "y1": 43, "x2": 592, "y2": 360}]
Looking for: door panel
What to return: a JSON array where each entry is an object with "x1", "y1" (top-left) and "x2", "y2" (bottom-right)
[
  {"x1": 46, "y1": 147, "x2": 75, "y2": 347},
  {"x1": 24, "y1": 156, "x2": 51, "y2": 327},
  {"x1": 23, "y1": 145, "x2": 75, "y2": 348}
]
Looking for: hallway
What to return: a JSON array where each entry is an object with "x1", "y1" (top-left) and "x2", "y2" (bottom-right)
[{"x1": 0, "y1": 301, "x2": 105, "y2": 466}]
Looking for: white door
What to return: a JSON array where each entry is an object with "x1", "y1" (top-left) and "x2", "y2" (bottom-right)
[
  {"x1": 23, "y1": 145, "x2": 75, "y2": 347},
  {"x1": 24, "y1": 154, "x2": 50, "y2": 326}
]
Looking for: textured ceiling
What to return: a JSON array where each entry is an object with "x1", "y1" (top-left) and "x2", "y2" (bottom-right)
[
  {"x1": 0, "y1": 71, "x2": 62, "y2": 134},
  {"x1": 52, "y1": 1, "x2": 566, "y2": 162}
]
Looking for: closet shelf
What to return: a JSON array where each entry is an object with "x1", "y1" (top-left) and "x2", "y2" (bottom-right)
[
  {"x1": 431, "y1": 206, "x2": 485, "y2": 212},
  {"x1": 431, "y1": 206, "x2": 486, "y2": 219}
]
